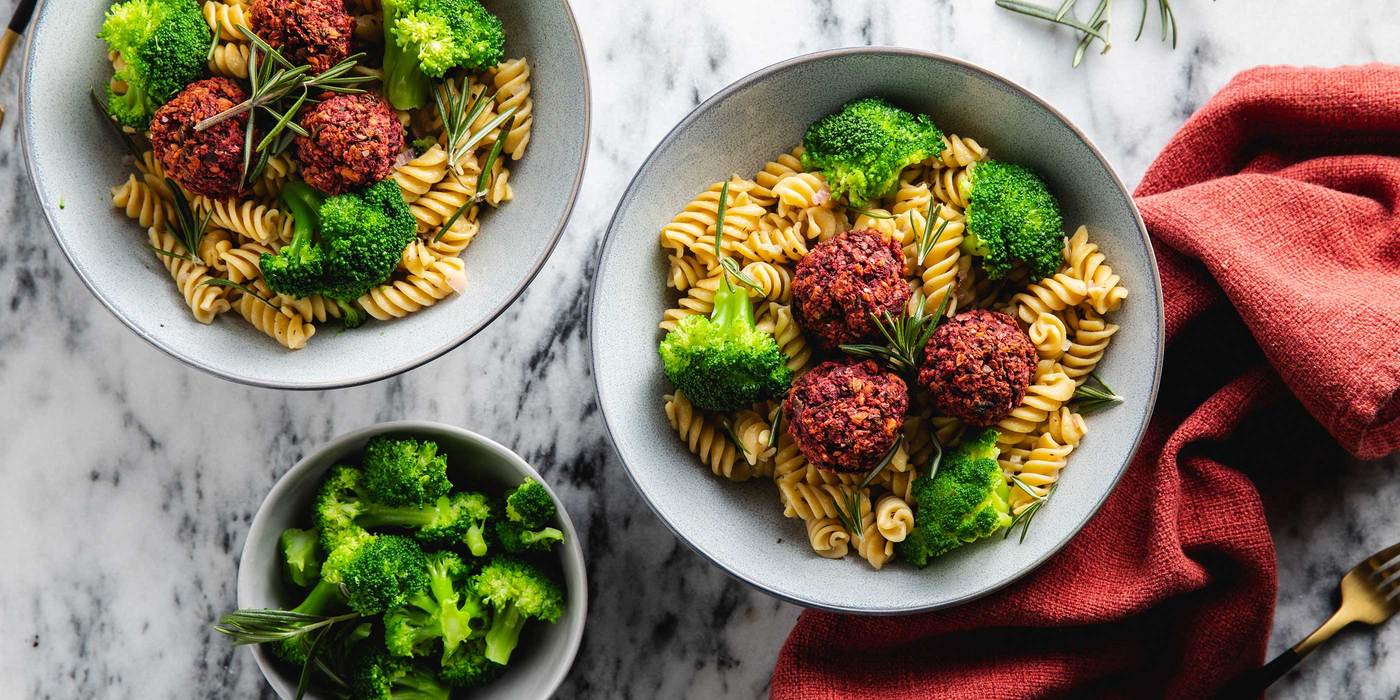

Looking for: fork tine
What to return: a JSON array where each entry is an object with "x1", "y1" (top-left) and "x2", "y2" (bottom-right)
[{"x1": 1365, "y1": 541, "x2": 1400, "y2": 573}]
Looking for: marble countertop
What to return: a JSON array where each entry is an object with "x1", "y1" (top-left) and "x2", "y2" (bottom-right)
[{"x1": 1, "y1": 1, "x2": 1397, "y2": 697}]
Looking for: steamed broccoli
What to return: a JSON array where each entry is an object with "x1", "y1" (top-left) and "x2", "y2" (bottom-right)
[
  {"x1": 897, "y1": 428, "x2": 1013, "y2": 567},
  {"x1": 439, "y1": 638, "x2": 505, "y2": 689},
  {"x1": 279, "y1": 526, "x2": 322, "y2": 587},
  {"x1": 383, "y1": 551, "x2": 489, "y2": 658},
  {"x1": 347, "y1": 646, "x2": 452, "y2": 700},
  {"x1": 658, "y1": 277, "x2": 792, "y2": 411},
  {"x1": 800, "y1": 97, "x2": 945, "y2": 207},
  {"x1": 314, "y1": 465, "x2": 492, "y2": 555},
  {"x1": 98, "y1": 0, "x2": 209, "y2": 128},
  {"x1": 382, "y1": 0, "x2": 506, "y2": 109},
  {"x1": 362, "y1": 436, "x2": 452, "y2": 506},
  {"x1": 270, "y1": 575, "x2": 347, "y2": 666},
  {"x1": 472, "y1": 557, "x2": 564, "y2": 665},
  {"x1": 959, "y1": 160, "x2": 1065, "y2": 279},
  {"x1": 323, "y1": 534, "x2": 431, "y2": 616},
  {"x1": 504, "y1": 478, "x2": 554, "y2": 529},
  {"x1": 495, "y1": 520, "x2": 563, "y2": 554},
  {"x1": 261, "y1": 179, "x2": 417, "y2": 325}
]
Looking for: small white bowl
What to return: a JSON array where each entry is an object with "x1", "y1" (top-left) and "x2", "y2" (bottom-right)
[{"x1": 237, "y1": 421, "x2": 587, "y2": 700}]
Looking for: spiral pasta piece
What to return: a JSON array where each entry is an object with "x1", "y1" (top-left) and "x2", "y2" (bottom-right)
[
  {"x1": 202, "y1": 1, "x2": 251, "y2": 41},
  {"x1": 148, "y1": 228, "x2": 231, "y2": 323},
  {"x1": 874, "y1": 495, "x2": 915, "y2": 543},
  {"x1": 796, "y1": 204, "x2": 849, "y2": 243},
  {"x1": 1060, "y1": 307, "x2": 1119, "y2": 383},
  {"x1": 393, "y1": 145, "x2": 450, "y2": 204},
  {"x1": 219, "y1": 241, "x2": 272, "y2": 284},
  {"x1": 854, "y1": 207, "x2": 899, "y2": 242},
  {"x1": 410, "y1": 174, "x2": 476, "y2": 232},
  {"x1": 664, "y1": 391, "x2": 748, "y2": 482},
  {"x1": 659, "y1": 274, "x2": 723, "y2": 331},
  {"x1": 777, "y1": 480, "x2": 850, "y2": 520},
  {"x1": 732, "y1": 409, "x2": 776, "y2": 470},
  {"x1": 741, "y1": 261, "x2": 792, "y2": 302},
  {"x1": 995, "y1": 369, "x2": 1077, "y2": 446},
  {"x1": 237, "y1": 281, "x2": 315, "y2": 350},
  {"x1": 251, "y1": 154, "x2": 297, "y2": 201},
  {"x1": 197, "y1": 228, "x2": 234, "y2": 270},
  {"x1": 1064, "y1": 226, "x2": 1128, "y2": 314},
  {"x1": 112, "y1": 174, "x2": 171, "y2": 230},
  {"x1": 659, "y1": 179, "x2": 757, "y2": 256},
  {"x1": 913, "y1": 208, "x2": 966, "y2": 316},
  {"x1": 930, "y1": 133, "x2": 989, "y2": 169},
  {"x1": 689, "y1": 193, "x2": 767, "y2": 266},
  {"x1": 756, "y1": 302, "x2": 812, "y2": 375},
  {"x1": 856, "y1": 502, "x2": 894, "y2": 570},
  {"x1": 805, "y1": 517, "x2": 851, "y2": 559},
  {"x1": 1003, "y1": 432, "x2": 1075, "y2": 513},
  {"x1": 275, "y1": 293, "x2": 341, "y2": 323},
  {"x1": 399, "y1": 239, "x2": 439, "y2": 277},
  {"x1": 490, "y1": 58, "x2": 534, "y2": 160},
  {"x1": 1010, "y1": 273, "x2": 1088, "y2": 324},
  {"x1": 192, "y1": 195, "x2": 293, "y2": 246},
  {"x1": 357, "y1": 256, "x2": 466, "y2": 320},
  {"x1": 1027, "y1": 312, "x2": 1070, "y2": 361},
  {"x1": 1046, "y1": 407, "x2": 1088, "y2": 448},
  {"x1": 751, "y1": 148, "x2": 804, "y2": 206},
  {"x1": 208, "y1": 41, "x2": 251, "y2": 78},
  {"x1": 931, "y1": 165, "x2": 972, "y2": 210},
  {"x1": 772, "y1": 172, "x2": 830, "y2": 213},
  {"x1": 666, "y1": 254, "x2": 710, "y2": 293}
]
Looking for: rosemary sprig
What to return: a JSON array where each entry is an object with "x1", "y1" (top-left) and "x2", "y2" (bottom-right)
[
  {"x1": 913, "y1": 201, "x2": 952, "y2": 266},
  {"x1": 1070, "y1": 372, "x2": 1123, "y2": 414},
  {"x1": 839, "y1": 286, "x2": 951, "y2": 378},
  {"x1": 720, "y1": 418, "x2": 750, "y2": 462},
  {"x1": 431, "y1": 114, "x2": 517, "y2": 244},
  {"x1": 768, "y1": 405, "x2": 783, "y2": 450},
  {"x1": 998, "y1": 0, "x2": 1180, "y2": 67},
  {"x1": 699, "y1": 180, "x2": 765, "y2": 295},
  {"x1": 214, "y1": 609, "x2": 362, "y2": 645},
  {"x1": 833, "y1": 435, "x2": 905, "y2": 542},
  {"x1": 925, "y1": 431, "x2": 944, "y2": 481},
  {"x1": 1005, "y1": 477, "x2": 1055, "y2": 543},
  {"x1": 435, "y1": 81, "x2": 517, "y2": 177},
  {"x1": 156, "y1": 178, "x2": 215, "y2": 263},
  {"x1": 201, "y1": 278, "x2": 278, "y2": 309}
]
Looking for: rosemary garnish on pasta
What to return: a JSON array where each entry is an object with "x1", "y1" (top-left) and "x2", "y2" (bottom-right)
[
  {"x1": 768, "y1": 406, "x2": 783, "y2": 450},
  {"x1": 435, "y1": 80, "x2": 518, "y2": 177},
  {"x1": 145, "y1": 178, "x2": 214, "y2": 264},
  {"x1": 1006, "y1": 477, "x2": 1055, "y2": 543},
  {"x1": 1070, "y1": 373, "x2": 1123, "y2": 413},
  {"x1": 839, "y1": 286, "x2": 951, "y2": 379},
  {"x1": 200, "y1": 278, "x2": 278, "y2": 309},
  {"x1": 913, "y1": 201, "x2": 952, "y2": 266},
  {"x1": 834, "y1": 435, "x2": 905, "y2": 542},
  {"x1": 432, "y1": 114, "x2": 517, "y2": 244}
]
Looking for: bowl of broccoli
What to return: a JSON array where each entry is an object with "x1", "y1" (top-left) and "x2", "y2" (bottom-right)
[
  {"x1": 229, "y1": 421, "x2": 586, "y2": 699},
  {"x1": 592, "y1": 47, "x2": 1162, "y2": 613}
]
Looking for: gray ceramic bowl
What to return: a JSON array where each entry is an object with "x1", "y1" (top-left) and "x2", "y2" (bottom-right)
[
  {"x1": 592, "y1": 48, "x2": 1163, "y2": 614},
  {"x1": 21, "y1": 1, "x2": 589, "y2": 389},
  {"x1": 238, "y1": 421, "x2": 587, "y2": 699}
]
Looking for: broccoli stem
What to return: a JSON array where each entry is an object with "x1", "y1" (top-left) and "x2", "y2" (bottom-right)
[
  {"x1": 336, "y1": 299, "x2": 366, "y2": 329},
  {"x1": 482, "y1": 603, "x2": 525, "y2": 665},
  {"x1": 464, "y1": 523, "x2": 488, "y2": 557},
  {"x1": 709, "y1": 281, "x2": 755, "y2": 330},
  {"x1": 279, "y1": 181, "x2": 325, "y2": 260},
  {"x1": 356, "y1": 503, "x2": 437, "y2": 531},
  {"x1": 521, "y1": 527, "x2": 564, "y2": 546},
  {"x1": 291, "y1": 577, "x2": 343, "y2": 616},
  {"x1": 381, "y1": 3, "x2": 431, "y2": 110}
]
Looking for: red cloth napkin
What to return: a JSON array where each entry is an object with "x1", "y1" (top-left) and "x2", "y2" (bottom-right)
[{"x1": 770, "y1": 65, "x2": 1400, "y2": 699}]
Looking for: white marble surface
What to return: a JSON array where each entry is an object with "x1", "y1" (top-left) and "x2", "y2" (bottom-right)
[{"x1": 0, "y1": 1, "x2": 1397, "y2": 698}]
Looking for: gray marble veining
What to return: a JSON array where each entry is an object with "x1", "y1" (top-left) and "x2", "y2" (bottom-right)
[{"x1": 1, "y1": 1, "x2": 1397, "y2": 698}]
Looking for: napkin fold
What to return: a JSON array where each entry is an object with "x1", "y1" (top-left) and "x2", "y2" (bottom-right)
[{"x1": 771, "y1": 64, "x2": 1400, "y2": 699}]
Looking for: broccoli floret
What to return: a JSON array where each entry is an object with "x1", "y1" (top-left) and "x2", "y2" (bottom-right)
[
  {"x1": 658, "y1": 279, "x2": 792, "y2": 411},
  {"x1": 472, "y1": 557, "x2": 564, "y2": 665},
  {"x1": 959, "y1": 160, "x2": 1065, "y2": 279},
  {"x1": 314, "y1": 464, "x2": 492, "y2": 554},
  {"x1": 503, "y1": 477, "x2": 555, "y2": 529},
  {"x1": 260, "y1": 179, "x2": 416, "y2": 326},
  {"x1": 383, "y1": 551, "x2": 489, "y2": 658},
  {"x1": 362, "y1": 436, "x2": 452, "y2": 506},
  {"x1": 897, "y1": 428, "x2": 1013, "y2": 567},
  {"x1": 439, "y1": 638, "x2": 505, "y2": 689},
  {"x1": 382, "y1": 0, "x2": 505, "y2": 109},
  {"x1": 270, "y1": 576, "x2": 347, "y2": 665},
  {"x1": 347, "y1": 647, "x2": 452, "y2": 700},
  {"x1": 279, "y1": 526, "x2": 322, "y2": 587},
  {"x1": 98, "y1": 0, "x2": 210, "y2": 128},
  {"x1": 325, "y1": 534, "x2": 431, "y2": 616},
  {"x1": 495, "y1": 520, "x2": 563, "y2": 554},
  {"x1": 358, "y1": 492, "x2": 493, "y2": 556},
  {"x1": 800, "y1": 97, "x2": 944, "y2": 207}
]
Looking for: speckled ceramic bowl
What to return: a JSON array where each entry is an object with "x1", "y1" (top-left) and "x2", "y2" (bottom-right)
[
  {"x1": 239, "y1": 421, "x2": 587, "y2": 700},
  {"x1": 592, "y1": 48, "x2": 1163, "y2": 614},
  {"x1": 21, "y1": 1, "x2": 588, "y2": 389}
]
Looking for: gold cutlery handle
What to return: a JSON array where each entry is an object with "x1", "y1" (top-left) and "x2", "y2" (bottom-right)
[
  {"x1": 0, "y1": 28, "x2": 17, "y2": 75},
  {"x1": 1215, "y1": 609, "x2": 1354, "y2": 697}
]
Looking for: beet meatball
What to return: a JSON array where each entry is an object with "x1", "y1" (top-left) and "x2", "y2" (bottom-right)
[
  {"x1": 149, "y1": 78, "x2": 250, "y2": 199},
  {"x1": 919, "y1": 310, "x2": 1037, "y2": 427},
  {"x1": 251, "y1": 0, "x2": 353, "y2": 74},
  {"x1": 295, "y1": 93, "x2": 404, "y2": 194},
  {"x1": 791, "y1": 229, "x2": 911, "y2": 350},
  {"x1": 784, "y1": 359, "x2": 909, "y2": 473}
]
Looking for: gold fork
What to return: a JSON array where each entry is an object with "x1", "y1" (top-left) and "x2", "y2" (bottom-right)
[
  {"x1": 0, "y1": 0, "x2": 38, "y2": 129},
  {"x1": 1218, "y1": 540, "x2": 1400, "y2": 697}
]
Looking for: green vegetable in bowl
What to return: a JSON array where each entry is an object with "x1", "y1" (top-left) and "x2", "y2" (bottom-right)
[
  {"x1": 496, "y1": 478, "x2": 564, "y2": 553},
  {"x1": 658, "y1": 274, "x2": 793, "y2": 412},
  {"x1": 315, "y1": 464, "x2": 494, "y2": 555},
  {"x1": 348, "y1": 646, "x2": 453, "y2": 700},
  {"x1": 474, "y1": 557, "x2": 565, "y2": 666},
  {"x1": 325, "y1": 534, "x2": 431, "y2": 617},
  {"x1": 261, "y1": 179, "x2": 417, "y2": 327},
  {"x1": 897, "y1": 428, "x2": 1013, "y2": 567},
  {"x1": 382, "y1": 551, "x2": 488, "y2": 658},
  {"x1": 959, "y1": 160, "x2": 1065, "y2": 280},
  {"x1": 279, "y1": 527, "x2": 322, "y2": 588},
  {"x1": 800, "y1": 97, "x2": 945, "y2": 207},
  {"x1": 362, "y1": 437, "x2": 453, "y2": 507},
  {"x1": 440, "y1": 638, "x2": 505, "y2": 689},
  {"x1": 98, "y1": 0, "x2": 209, "y2": 129},
  {"x1": 382, "y1": 0, "x2": 506, "y2": 109}
]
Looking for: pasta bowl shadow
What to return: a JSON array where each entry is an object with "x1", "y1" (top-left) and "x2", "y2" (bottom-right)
[
  {"x1": 239, "y1": 421, "x2": 588, "y2": 699},
  {"x1": 21, "y1": 0, "x2": 589, "y2": 389},
  {"x1": 591, "y1": 47, "x2": 1164, "y2": 614}
]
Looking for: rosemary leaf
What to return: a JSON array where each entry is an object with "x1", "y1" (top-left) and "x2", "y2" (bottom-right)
[
  {"x1": 213, "y1": 609, "x2": 362, "y2": 645},
  {"x1": 768, "y1": 406, "x2": 782, "y2": 450},
  {"x1": 201, "y1": 279, "x2": 278, "y2": 309},
  {"x1": 720, "y1": 258, "x2": 764, "y2": 295}
]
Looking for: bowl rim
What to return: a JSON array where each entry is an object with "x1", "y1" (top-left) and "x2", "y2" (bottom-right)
[
  {"x1": 19, "y1": 0, "x2": 592, "y2": 390},
  {"x1": 236, "y1": 420, "x2": 589, "y2": 700},
  {"x1": 589, "y1": 45, "x2": 1164, "y2": 614}
]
